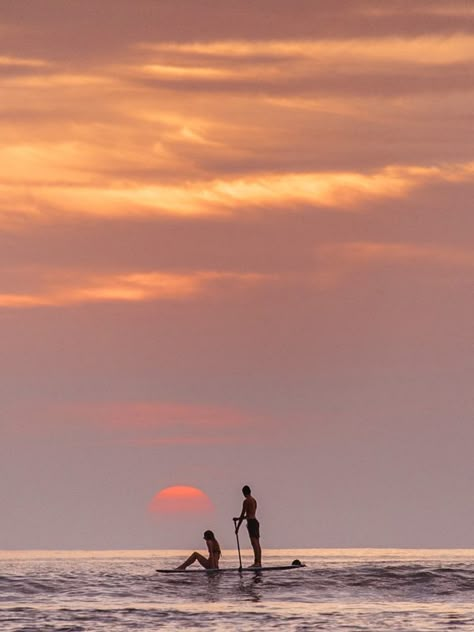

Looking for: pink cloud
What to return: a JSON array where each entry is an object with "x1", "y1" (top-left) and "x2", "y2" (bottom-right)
[
  {"x1": 79, "y1": 401, "x2": 253, "y2": 428},
  {"x1": 53, "y1": 400, "x2": 264, "y2": 447}
]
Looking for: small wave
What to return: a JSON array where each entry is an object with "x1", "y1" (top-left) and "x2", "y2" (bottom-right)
[
  {"x1": 305, "y1": 563, "x2": 474, "y2": 594},
  {"x1": 1, "y1": 552, "x2": 473, "y2": 632}
]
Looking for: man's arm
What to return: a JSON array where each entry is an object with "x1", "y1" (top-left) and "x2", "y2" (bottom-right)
[{"x1": 233, "y1": 499, "x2": 248, "y2": 533}]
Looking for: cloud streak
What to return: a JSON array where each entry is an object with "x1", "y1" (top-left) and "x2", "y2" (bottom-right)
[
  {"x1": 140, "y1": 35, "x2": 474, "y2": 66},
  {"x1": 1, "y1": 163, "x2": 472, "y2": 226},
  {"x1": 314, "y1": 241, "x2": 474, "y2": 289},
  {"x1": 319, "y1": 242, "x2": 474, "y2": 270},
  {"x1": 0, "y1": 268, "x2": 269, "y2": 308},
  {"x1": 61, "y1": 400, "x2": 263, "y2": 447}
]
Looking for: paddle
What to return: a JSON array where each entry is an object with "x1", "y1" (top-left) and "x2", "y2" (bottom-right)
[{"x1": 233, "y1": 517, "x2": 243, "y2": 571}]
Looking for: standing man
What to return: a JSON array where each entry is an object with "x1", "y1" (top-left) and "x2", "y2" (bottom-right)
[{"x1": 234, "y1": 485, "x2": 262, "y2": 567}]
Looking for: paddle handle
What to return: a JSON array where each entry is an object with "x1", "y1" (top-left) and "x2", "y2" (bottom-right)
[{"x1": 233, "y1": 518, "x2": 243, "y2": 571}]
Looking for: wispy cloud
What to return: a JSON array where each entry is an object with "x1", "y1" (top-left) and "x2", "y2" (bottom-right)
[
  {"x1": 63, "y1": 400, "x2": 262, "y2": 446},
  {"x1": 330, "y1": 242, "x2": 474, "y2": 267},
  {"x1": 1, "y1": 163, "x2": 472, "y2": 225},
  {"x1": 0, "y1": 398, "x2": 266, "y2": 446},
  {"x1": 0, "y1": 268, "x2": 270, "y2": 308},
  {"x1": 132, "y1": 35, "x2": 474, "y2": 100},
  {"x1": 140, "y1": 35, "x2": 474, "y2": 66},
  {"x1": 362, "y1": 3, "x2": 474, "y2": 19},
  {"x1": 315, "y1": 242, "x2": 474, "y2": 287},
  {"x1": 0, "y1": 55, "x2": 49, "y2": 69}
]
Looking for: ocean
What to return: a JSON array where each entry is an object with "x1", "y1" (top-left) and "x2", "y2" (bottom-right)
[{"x1": 0, "y1": 549, "x2": 472, "y2": 631}]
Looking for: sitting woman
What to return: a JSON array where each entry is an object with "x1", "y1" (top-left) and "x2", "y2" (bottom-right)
[{"x1": 176, "y1": 530, "x2": 221, "y2": 570}]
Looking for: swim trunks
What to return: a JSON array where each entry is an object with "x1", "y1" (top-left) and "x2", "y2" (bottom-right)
[{"x1": 247, "y1": 518, "x2": 260, "y2": 538}]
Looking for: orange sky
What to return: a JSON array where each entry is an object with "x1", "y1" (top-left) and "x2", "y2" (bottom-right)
[{"x1": 1, "y1": 0, "x2": 473, "y2": 549}]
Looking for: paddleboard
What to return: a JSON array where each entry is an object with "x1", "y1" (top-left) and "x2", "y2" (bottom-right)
[{"x1": 156, "y1": 563, "x2": 305, "y2": 574}]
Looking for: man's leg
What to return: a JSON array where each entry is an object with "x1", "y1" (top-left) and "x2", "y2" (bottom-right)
[{"x1": 250, "y1": 536, "x2": 262, "y2": 566}]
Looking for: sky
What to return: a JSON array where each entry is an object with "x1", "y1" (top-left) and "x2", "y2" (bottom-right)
[{"x1": 0, "y1": 0, "x2": 473, "y2": 551}]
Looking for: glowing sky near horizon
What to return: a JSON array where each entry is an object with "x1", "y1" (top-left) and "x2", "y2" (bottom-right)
[{"x1": 0, "y1": 0, "x2": 473, "y2": 550}]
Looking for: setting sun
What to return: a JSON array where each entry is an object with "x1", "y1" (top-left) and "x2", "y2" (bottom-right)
[{"x1": 148, "y1": 486, "x2": 214, "y2": 515}]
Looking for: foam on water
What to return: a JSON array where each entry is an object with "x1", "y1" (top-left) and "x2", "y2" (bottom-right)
[{"x1": 0, "y1": 549, "x2": 472, "y2": 631}]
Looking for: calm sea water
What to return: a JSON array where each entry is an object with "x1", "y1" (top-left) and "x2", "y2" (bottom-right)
[{"x1": 0, "y1": 549, "x2": 472, "y2": 631}]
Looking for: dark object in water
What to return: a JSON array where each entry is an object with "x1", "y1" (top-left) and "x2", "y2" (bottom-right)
[{"x1": 156, "y1": 562, "x2": 306, "y2": 574}]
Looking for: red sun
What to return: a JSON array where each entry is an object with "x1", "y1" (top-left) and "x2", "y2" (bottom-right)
[{"x1": 148, "y1": 486, "x2": 214, "y2": 515}]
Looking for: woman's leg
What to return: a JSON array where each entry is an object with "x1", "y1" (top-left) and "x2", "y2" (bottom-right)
[
  {"x1": 194, "y1": 553, "x2": 211, "y2": 569},
  {"x1": 176, "y1": 552, "x2": 210, "y2": 570}
]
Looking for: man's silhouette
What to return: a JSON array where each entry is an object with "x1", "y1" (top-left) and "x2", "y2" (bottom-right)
[{"x1": 234, "y1": 485, "x2": 262, "y2": 567}]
